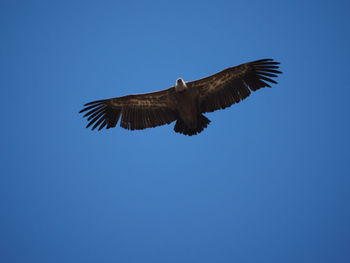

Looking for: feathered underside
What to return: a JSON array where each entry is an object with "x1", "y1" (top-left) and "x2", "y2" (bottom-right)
[
  {"x1": 79, "y1": 88, "x2": 178, "y2": 131},
  {"x1": 187, "y1": 59, "x2": 282, "y2": 113},
  {"x1": 79, "y1": 59, "x2": 282, "y2": 133}
]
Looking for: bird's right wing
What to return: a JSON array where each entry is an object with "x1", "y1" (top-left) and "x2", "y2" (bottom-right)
[
  {"x1": 187, "y1": 59, "x2": 282, "y2": 113},
  {"x1": 79, "y1": 88, "x2": 178, "y2": 131}
]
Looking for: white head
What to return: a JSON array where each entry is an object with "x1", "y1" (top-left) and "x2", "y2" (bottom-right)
[{"x1": 175, "y1": 78, "x2": 187, "y2": 91}]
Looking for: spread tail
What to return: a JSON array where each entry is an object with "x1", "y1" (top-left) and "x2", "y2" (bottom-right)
[{"x1": 174, "y1": 114, "x2": 211, "y2": 136}]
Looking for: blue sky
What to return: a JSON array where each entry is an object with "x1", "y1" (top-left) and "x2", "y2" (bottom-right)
[{"x1": 1, "y1": 0, "x2": 350, "y2": 262}]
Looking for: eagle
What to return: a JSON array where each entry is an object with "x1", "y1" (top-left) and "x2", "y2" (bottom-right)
[{"x1": 79, "y1": 59, "x2": 281, "y2": 136}]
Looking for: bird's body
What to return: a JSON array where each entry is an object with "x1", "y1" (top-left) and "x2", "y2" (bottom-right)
[
  {"x1": 80, "y1": 59, "x2": 282, "y2": 136},
  {"x1": 174, "y1": 86, "x2": 200, "y2": 129}
]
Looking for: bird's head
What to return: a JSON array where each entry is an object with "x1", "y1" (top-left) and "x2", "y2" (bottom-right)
[
  {"x1": 175, "y1": 78, "x2": 187, "y2": 91},
  {"x1": 176, "y1": 78, "x2": 184, "y2": 85}
]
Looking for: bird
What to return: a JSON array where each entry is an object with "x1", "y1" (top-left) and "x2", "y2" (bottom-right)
[{"x1": 79, "y1": 59, "x2": 282, "y2": 136}]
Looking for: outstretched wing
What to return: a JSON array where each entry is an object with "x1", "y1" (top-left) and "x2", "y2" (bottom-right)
[
  {"x1": 79, "y1": 88, "x2": 177, "y2": 131},
  {"x1": 187, "y1": 59, "x2": 282, "y2": 113}
]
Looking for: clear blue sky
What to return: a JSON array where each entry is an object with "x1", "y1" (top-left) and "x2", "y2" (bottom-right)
[{"x1": 1, "y1": 0, "x2": 350, "y2": 262}]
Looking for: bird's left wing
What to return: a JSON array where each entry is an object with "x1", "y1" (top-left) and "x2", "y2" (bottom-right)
[
  {"x1": 79, "y1": 88, "x2": 178, "y2": 131},
  {"x1": 187, "y1": 59, "x2": 282, "y2": 113}
]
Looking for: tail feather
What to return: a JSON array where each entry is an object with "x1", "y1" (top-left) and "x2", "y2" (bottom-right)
[{"x1": 174, "y1": 114, "x2": 211, "y2": 136}]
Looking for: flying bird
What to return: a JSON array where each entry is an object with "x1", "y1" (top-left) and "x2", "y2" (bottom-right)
[{"x1": 79, "y1": 59, "x2": 282, "y2": 136}]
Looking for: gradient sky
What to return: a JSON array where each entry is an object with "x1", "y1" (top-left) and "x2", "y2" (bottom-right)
[{"x1": 1, "y1": 0, "x2": 350, "y2": 262}]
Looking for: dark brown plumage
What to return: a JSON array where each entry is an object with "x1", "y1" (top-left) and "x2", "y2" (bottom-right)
[{"x1": 79, "y1": 59, "x2": 282, "y2": 136}]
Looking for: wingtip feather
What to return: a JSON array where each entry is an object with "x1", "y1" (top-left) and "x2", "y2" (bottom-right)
[{"x1": 84, "y1": 100, "x2": 104, "y2": 106}]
